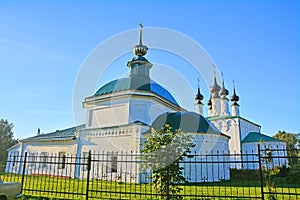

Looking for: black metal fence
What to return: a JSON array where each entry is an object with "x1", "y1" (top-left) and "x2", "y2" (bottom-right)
[{"x1": 1, "y1": 145, "x2": 299, "y2": 199}]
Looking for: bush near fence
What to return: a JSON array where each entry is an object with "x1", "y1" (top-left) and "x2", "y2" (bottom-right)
[{"x1": 230, "y1": 169, "x2": 260, "y2": 180}]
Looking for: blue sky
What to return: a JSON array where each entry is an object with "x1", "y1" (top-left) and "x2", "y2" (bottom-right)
[{"x1": 0, "y1": 1, "x2": 299, "y2": 139}]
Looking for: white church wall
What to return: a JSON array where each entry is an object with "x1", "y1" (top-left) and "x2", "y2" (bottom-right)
[
  {"x1": 24, "y1": 142, "x2": 77, "y2": 154},
  {"x1": 128, "y1": 97, "x2": 174, "y2": 125},
  {"x1": 6, "y1": 140, "x2": 78, "y2": 177},
  {"x1": 25, "y1": 142, "x2": 77, "y2": 178},
  {"x1": 210, "y1": 117, "x2": 261, "y2": 155},
  {"x1": 239, "y1": 118, "x2": 260, "y2": 141},
  {"x1": 5, "y1": 144, "x2": 22, "y2": 173},
  {"x1": 85, "y1": 93, "x2": 180, "y2": 129},
  {"x1": 77, "y1": 124, "x2": 148, "y2": 182},
  {"x1": 87, "y1": 103, "x2": 129, "y2": 129},
  {"x1": 242, "y1": 142, "x2": 288, "y2": 170},
  {"x1": 210, "y1": 118, "x2": 241, "y2": 154},
  {"x1": 183, "y1": 133, "x2": 230, "y2": 182},
  {"x1": 80, "y1": 124, "x2": 146, "y2": 153},
  {"x1": 75, "y1": 151, "x2": 142, "y2": 183}
]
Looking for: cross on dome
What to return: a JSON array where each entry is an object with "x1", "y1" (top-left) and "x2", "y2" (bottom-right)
[
  {"x1": 195, "y1": 78, "x2": 204, "y2": 104},
  {"x1": 133, "y1": 23, "x2": 148, "y2": 56},
  {"x1": 210, "y1": 64, "x2": 221, "y2": 97}
]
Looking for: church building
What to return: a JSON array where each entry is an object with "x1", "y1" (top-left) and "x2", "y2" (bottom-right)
[{"x1": 6, "y1": 25, "x2": 287, "y2": 182}]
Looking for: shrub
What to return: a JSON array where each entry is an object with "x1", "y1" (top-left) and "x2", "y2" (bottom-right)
[
  {"x1": 0, "y1": 162, "x2": 5, "y2": 172},
  {"x1": 230, "y1": 169, "x2": 260, "y2": 180},
  {"x1": 277, "y1": 164, "x2": 289, "y2": 177},
  {"x1": 287, "y1": 169, "x2": 300, "y2": 184}
]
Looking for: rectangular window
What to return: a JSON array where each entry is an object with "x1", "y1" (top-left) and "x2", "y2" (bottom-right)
[
  {"x1": 111, "y1": 156, "x2": 117, "y2": 173},
  {"x1": 40, "y1": 152, "x2": 47, "y2": 168},
  {"x1": 30, "y1": 153, "x2": 36, "y2": 167},
  {"x1": 12, "y1": 155, "x2": 16, "y2": 167},
  {"x1": 58, "y1": 152, "x2": 66, "y2": 169},
  {"x1": 106, "y1": 152, "x2": 118, "y2": 173},
  {"x1": 82, "y1": 152, "x2": 89, "y2": 171}
]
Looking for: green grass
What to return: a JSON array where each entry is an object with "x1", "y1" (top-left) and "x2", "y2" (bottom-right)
[{"x1": 1, "y1": 174, "x2": 299, "y2": 200}]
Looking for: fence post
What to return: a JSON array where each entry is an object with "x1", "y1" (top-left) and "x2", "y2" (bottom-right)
[
  {"x1": 21, "y1": 152, "x2": 27, "y2": 193},
  {"x1": 85, "y1": 150, "x2": 92, "y2": 200},
  {"x1": 166, "y1": 165, "x2": 170, "y2": 200},
  {"x1": 258, "y1": 144, "x2": 265, "y2": 200}
]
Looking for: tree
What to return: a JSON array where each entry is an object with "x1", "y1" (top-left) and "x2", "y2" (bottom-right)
[
  {"x1": 297, "y1": 134, "x2": 300, "y2": 149},
  {"x1": 0, "y1": 119, "x2": 17, "y2": 171},
  {"x1": 273, "y1": 131, "x2": 299, "y2": 167},
  {"x1": 141, "y1": 124, "x2": 195, "y2": 199},
  {"x1": 273, "y1": 131, "x2": 299, "y2": 150}
]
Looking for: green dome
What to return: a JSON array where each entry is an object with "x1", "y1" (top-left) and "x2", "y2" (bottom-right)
[
  {"x1": 95, "y1": 77, "x2": 179, "y2": 106},
  {"x1": 152, "y1": 112, "x2": 221, "y2": 134}
]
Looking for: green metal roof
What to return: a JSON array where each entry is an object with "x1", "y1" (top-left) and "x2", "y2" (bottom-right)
[
  {"x1": 242, "y1": 132, "x2": 280, "y2": 143},
  {"x1": 94, "y1": 77, "x2": 179, "y2": 106},
  {"x1": 152, "y1": 112, "x2": 221, "y2": 134},
  {"x1": 22, "y1": 124, "x2": 85, "y2": 141}
]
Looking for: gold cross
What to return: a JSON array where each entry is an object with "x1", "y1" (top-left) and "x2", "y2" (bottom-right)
[{"x1": 139, "y1": 23, "x2": 143, "y2": 34}]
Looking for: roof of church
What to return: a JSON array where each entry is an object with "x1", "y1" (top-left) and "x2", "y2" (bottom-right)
[
  {"x1": 242, "y1": 132, "x2": 280, "y2": 143},
  {"x1": 22, "y1": 124, "x2": 85, "y2": 141},
  {"x1": 95, "y1": 77, "x2": 179, "y2": 106},
  {"x1": 152, "y1": 112, "x2": 225, "y2": 135}
]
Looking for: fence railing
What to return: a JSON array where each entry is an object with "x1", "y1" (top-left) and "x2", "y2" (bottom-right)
[{"x1": 1, "y1": 145, "x2": 299, "y2": 199}]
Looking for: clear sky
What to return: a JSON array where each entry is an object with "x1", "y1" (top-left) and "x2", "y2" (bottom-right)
[{"x1": 0, "y1": 1, "x2": 299, "y2": 139}]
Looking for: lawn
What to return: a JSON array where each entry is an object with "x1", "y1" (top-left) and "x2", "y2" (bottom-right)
[{"x1": 1, "y1": 173, "x2": 299, "y2": 199}]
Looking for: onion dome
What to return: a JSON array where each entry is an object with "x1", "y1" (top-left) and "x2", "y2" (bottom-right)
[
  {"x1": 231, "y1": 88, "x2": 239, "y2": 104},
  {"x1": 207, "y1": 94, "x2": 212, "y2": 108},
  {"x1": 210, "y1": 76, "x2": 221, "y2": 94},
  {"x1": 231, "y1": 81, "x2": 240, "y2": 105},
  {"x1": 220, "y1": 74, "x2": 229, "y2": 98},
  {"x1": 195, "y1": 79, "x2": 204, "y2": 104},
  {"x1": 210, "y1": 67, "x2": 221, "y2": 98},
  {"x1": 133, "y1": 23, "x2": 148, "y2": 56}
]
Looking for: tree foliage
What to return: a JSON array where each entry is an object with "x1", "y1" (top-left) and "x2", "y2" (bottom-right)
[
  {"x1": 141, "y1": 124, "x2": 195, "y2": 198},
  {"x1": 0, "y1": 119, "x2": 17, "y2": 170},
  {"x1": 273, "y1": 130, "x2": 300, "y2": 168},
  {"x1": 273, "y1": 131, "x2": 299, "y2": 150}
]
